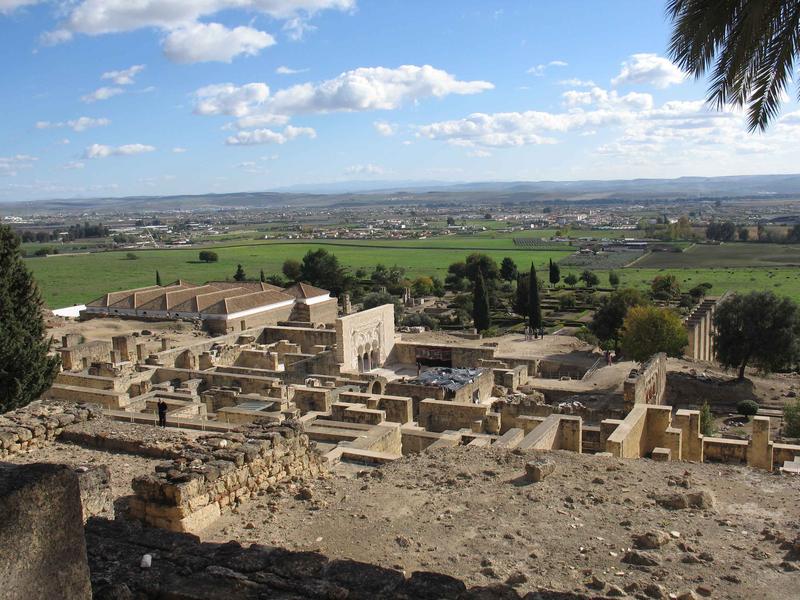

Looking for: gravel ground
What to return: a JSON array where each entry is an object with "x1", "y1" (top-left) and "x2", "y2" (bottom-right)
[{"x1": 204, "y1": 447, "x2": 800, "y2": 600}]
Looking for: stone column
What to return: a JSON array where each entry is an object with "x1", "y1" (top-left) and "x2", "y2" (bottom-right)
[{"x1": 747, "y1": 416, "x2": 774, "y2": 471}]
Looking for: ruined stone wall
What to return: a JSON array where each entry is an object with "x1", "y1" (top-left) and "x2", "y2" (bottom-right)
[
  {"x1": 0, "y1": 402, "x2": 100, "y2": 459},
  {"x1": 59, "y1": 340, "x2": 112, "y2": 371},
  {"x1": 262, "y1": 325, "x2": 337, "y2": 353},
  {"x1": 418, "y1": 399, "x2": 489, "y2": 433},
  {"x1": 622, "y1": 353, "x2": 667, "y2": 412},
  {"x1": 290, "y1": 385, "x2": 332, "y2": 413},
  {"x1": 127, "y1": 421, "x2": 324, "y2": 533}
]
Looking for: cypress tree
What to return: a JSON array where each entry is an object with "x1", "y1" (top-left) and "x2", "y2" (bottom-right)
[
  {"x1": 234, "y1": 264, "x2": 246, "y2": 282},
  {"x1": 514, "y1": 273, "x2": 529, "y2": 317},
  {"x1": 260, "y1": 269, "x2": 266, "y2": 283},
  {"x1": 528, "y1": 263, "x2": 542, "y2": 330},
  {"x1": 0, "y1": 225, "x2": 60, "y2": 412},
  {"x1": 472, "y1": 271, "x2": 491, "y2": 332},
  {"x1": 549, "y1": 258, "x2": 560, "y2": 287},
  {"x1": 156, "y1": 270, "x2": 162, "y2": 286}
]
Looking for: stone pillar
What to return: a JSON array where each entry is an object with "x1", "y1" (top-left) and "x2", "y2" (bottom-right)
[
  {"x1": 136, "y1": 343, "x2": 146, "y2": 363},
  {"x1": 747, "y1": 416, "x2": 774, "y2": 471},
  {"x1": 161, "y1": 338, "x2": 169, "y2": 351},
  {"x1": 674, "y1": 409, "x2": 704, "y2": 462},
  {"x1": 342, "y1": 294, "x2": 352, "y2": 315}
]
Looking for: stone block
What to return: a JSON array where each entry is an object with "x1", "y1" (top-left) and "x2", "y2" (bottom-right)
[
  {"x1": 0, "y1": 463, "x2": 92, "y2": 599},
  {"x1": 525, "y1": 458, "x2": 555, "y2": 482}
]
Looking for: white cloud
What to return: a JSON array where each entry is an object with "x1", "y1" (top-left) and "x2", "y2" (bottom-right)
[
  {"x1": 283, "y1": 16, "x2": 316, "y2": 40},
  {"x1": 225, "y1": 125, "x2": 316, "y2": 145},
  {"x1": 163, "y1": 23, "x2": 275, "y2": 63},
  {"x1": 612, "y1": 53, "x2": 685, "y2": 89},
  {"x1": 42, "y1": 0, "x2": 355, "y2": 59},
  {"x1": 269, "y1": 65, "x2": 493, "y2": 115},
  {"x1": 0, "y1": 0, "x2": 38, "y2": 14},
  {"x1": 193, "y1": 66, "x2": 492, "y2": 143},
  {"x1": 417, "y1": 85, "x2": 653, "y2": 148},
  {"x1": 276, "y1": 65, "x2": 309, "y2": 75},
  {"x1": 59, "y1": 0, "x2": 354, "y2": 35},
  {"x1": 234, "y1": 113, "x2": 291, "y2": 129},
  {"x1": 562, "y1": 87, "x2": 653, "y2": 111},
  {"x1": 36, "y1": 116, "x2": 111, "y2": 132},
  {"x1": 345, "y1": 163, "x2": 385, "y2": 176},
  {"x1": 39, "y1": 28, "x2": 73, "y2": 45},
  {"x1": 558, "y1": 78, "x2": 596, "y2": 87},
  {"x1": 0, "y1": 154, "x2": 37, "y2": 177},
  {"x1": 468, "y1": 149, "x2": 492, "y2": 158},
  {"x1": 172, "y1": 147, "x2": 187, "y2": 153},
  {"x1": 373, "y1": 121, "x2": 397, "y2": 136},
  {"x1": 81, "y1": 86, "x2": 124, "y2": 103},
  {"x1": 83, "y1": 143, "x2": 156, "y2": 158},
  {"x1": 101, "y1": 64, "x2": 145, "y2": 85},
  {"x1": 194, "y1": 83, "x2": 270, "y2": 117},
  {"x1": 527, "y1": 60, "x2": 568, "y2": 76},
  {"x1": 62, "y1": 161, "x2": 85, "y2": 170}
]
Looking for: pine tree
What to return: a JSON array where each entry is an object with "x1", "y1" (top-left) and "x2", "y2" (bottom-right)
[
  {"x1": 0, "y1": 225, "x2": 60, "y2": 412},
  {"x1": 156, "y1": 270, "x2": 162, "y2": 286},
  {"x1": 234, "y1": 264, "x2": 246, "y2": 282},
  {"x1": 528, "y1": 263, "x2": 542, "y2": 330},
  {"x1": 260, "y1": 269, "x2": 266, "y2": 283},
  {"x1": 472, "y1": 272, "x2": 491, "y2": 332},
  {"x1": 548, "y1": 259, "x2": 560, "y2": 287}
]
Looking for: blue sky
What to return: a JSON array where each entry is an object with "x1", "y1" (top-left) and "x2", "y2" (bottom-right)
[{"x1": 1, "y1": 0, "x2": 799, "y2": 201}]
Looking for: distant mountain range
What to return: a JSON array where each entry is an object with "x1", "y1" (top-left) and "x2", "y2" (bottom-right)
[{"x1": 2, "y1": 173, "x2": 800, "y2": 215}]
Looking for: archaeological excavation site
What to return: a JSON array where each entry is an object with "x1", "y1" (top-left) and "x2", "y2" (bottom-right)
[{"x1": 2, "y1": 283, "x2": 799, "y2": 600}]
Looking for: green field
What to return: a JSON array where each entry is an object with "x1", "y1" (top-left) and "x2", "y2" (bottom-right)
[
  {"x1": 27, "y1": 240, "x2": 572, "y2": 307},
  {"x1": 28, "y1": 235, "x2": 800, "y2": 309},
  {"x1": 635, "y1": 242, "x2": 800, "y2": 269}
]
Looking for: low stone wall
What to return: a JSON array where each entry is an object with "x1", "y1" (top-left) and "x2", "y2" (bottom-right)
[
  {"x1": 603, "y1": 404, "x2": 681, "y2": 460},
  {"x1": 86, "y1": 517, "x2": 589, "y2": 600},
  {"x1": 0, "y1": 402, "x2": 100, "y2": 459},
  {"x1": 127, "y1": 420, "x2": 324, "y2": 533}
]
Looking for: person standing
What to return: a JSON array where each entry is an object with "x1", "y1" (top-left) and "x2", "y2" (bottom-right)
[{"x1": 157, "y1": 399, "x2": 167, "y2": 428}]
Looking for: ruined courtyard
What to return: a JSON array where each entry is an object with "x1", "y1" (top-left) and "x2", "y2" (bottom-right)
[{"x1": 2, "y1": 283, "x2": 800, "y2": 599}]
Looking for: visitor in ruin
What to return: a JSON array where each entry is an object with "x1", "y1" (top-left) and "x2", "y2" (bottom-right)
[{"x1": 157, "y1": 399, "x2": 167, "y2": 428}]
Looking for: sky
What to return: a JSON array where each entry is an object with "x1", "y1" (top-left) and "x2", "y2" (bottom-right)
[{"x1": 1, "y1": 0, "x2": 800, "y2": 202}]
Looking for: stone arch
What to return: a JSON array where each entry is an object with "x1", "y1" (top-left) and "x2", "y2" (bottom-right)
[{"x1": 369, "y1": 378, "x2": 385, "y2": 395}]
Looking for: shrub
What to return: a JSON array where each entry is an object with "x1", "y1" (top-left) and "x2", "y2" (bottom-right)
[
  {"x1": 125, "y1": 252, "x2": 139, "y2": 260},
  {"x1": 783, "y1": 398, "x2": 800, "y2": 437},
  {"x1": 736, "y1": 399, "x2": 759, "y2": 419},
  {"x1": 199, "y1": 250, "x2": 218, "y2": 263},
  {"x1": 700, "y1": 401, "x2": 716, "y2": 436}
]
